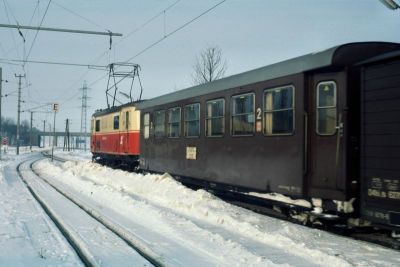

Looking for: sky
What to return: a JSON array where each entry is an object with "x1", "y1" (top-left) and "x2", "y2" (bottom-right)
[{"x1": 0, "y1": 0, "x2": 399, "y2": 132}]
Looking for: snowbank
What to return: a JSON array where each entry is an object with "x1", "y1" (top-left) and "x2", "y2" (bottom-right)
[{"x1": 34, "y1": 157, "x2": 400, "y2": 267}]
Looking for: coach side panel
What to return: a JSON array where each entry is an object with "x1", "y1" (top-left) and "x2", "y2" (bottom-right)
[{"x1": 140, "y1": 74, "x2": 306, "y2": 197}]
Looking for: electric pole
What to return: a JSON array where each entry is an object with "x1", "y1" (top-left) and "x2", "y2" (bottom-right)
[
  {"x1": 30, "y1": 111, "x2": 33, "y2": 151},
  {"x1": 63, "y1": 119, "x2": 70, "y2": 152},
  {"x1": 79, "y1": 81, "x2": 90, "y2": 151},
  {"x1": 48, "y1": 123, "x2": 51, "y2": 147},
  {"x1": 0, "y1": 68, "x2": 8, "y2": 160},
  {"x1": 15, "y1": 73, "x2": 25, "y2": 155},
  {"x1": 43, "y1": 120, "x2": 46, "y2": 148},
  {"x1": 0, "y1": 68, "x2": 2, "y2": 159}
]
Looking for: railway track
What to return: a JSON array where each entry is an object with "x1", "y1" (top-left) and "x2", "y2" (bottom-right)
[
  {"x1": 16, "y1": 156, "x2": 164, "y2": 267},
  {"x1": 27, "y1": 153, "x2": 395, "y2": 266}
]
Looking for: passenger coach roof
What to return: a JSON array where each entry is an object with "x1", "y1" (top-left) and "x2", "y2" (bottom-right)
[{"x1": 137, "y1": 42, "x2": 400, "y2": 110}]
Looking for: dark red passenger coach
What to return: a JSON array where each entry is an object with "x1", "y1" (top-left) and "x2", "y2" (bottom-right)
[
  {"x1": 93, "y1": 42, "x2": 400, "y2": 231},
  {"x1": 137, "y1": 42, "x2": 400, "y2": 229}
]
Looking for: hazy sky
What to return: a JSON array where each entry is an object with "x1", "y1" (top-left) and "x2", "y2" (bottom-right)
[{"x1": 1, "y1": 0, "x2": 399, "y2": 132}]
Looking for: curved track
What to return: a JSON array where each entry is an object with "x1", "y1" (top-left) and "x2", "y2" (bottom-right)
[
  {"x1": 16, "y1": 156, "x2": 163, "y2": 267},
  {"x1": 30, "y1": 152, "x2": 400, "y2": 266}
]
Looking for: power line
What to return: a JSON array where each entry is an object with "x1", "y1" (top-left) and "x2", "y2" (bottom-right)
[
  {"x1": 127, "y1": 0, "x2": 227, "y2": 61},
  {"x1": 2, "y1": 0, "x2": 21, "y2": 60},
  {"x1": 52, "y1": 0, "x2": 108, "y2": 31},
  {"x1": 25, "y1": 0, "x2": 52, "y2": 65},
  {"x1": 86, "y1": 0, "x2": 227, "y2": 89},
  {"x1": 56, "y1": 0, "x2": 182, "y2": 105},
  {"x1": 3, "y1": 0, "x2": 19, "y2": 24}
]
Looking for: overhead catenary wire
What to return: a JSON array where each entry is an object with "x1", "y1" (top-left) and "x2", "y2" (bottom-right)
[
  {"x1": 2, "y1": 0, "x2": 22, "y2": 61},
  {"x1": 56, "y1": 0, "x2": 182, "y2": 105},
  {"x1": 78, "y1": 0, "x2": 182, "y2": 74},
  {"x1": 52, "y1": 0, "x2": 109, "y2": 32},
  {"x1": 24, "y1": 0, "x2": 52, "y2": 65},
  {"x1": 86, "y1": 0, "x2": 227, "y2": 89}
]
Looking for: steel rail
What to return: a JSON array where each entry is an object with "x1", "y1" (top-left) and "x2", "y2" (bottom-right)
[
  {"x1": 33, "y1": 155, "x2": 165, "y2": 266},
  {"x1": 16, "y1": 159, "x2": 96, "y2": 267}
]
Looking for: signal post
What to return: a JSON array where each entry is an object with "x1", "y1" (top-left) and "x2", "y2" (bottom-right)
[{"x1": 51, "y1": 103, "x2": 59, "y2": 162}]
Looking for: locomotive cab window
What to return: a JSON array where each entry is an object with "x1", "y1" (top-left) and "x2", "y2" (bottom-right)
[
  {"x1": 317, "y1": 81, "x2": 337, "y2": 135},
  {"x1": 143, "y1": 113, "x2": 150, "y2": 139},
  {"x1": 95, "y1": 119, "x2": 100, "y2": 132},
  {"x1": 113, "y1": 115, "x2": 119, "y2": 130},
  {"x1": 154, "y1": 110, "x2": 165, "y2": 138},
  {"x1": 168, "y1": 107, "x2": 181, "y2": 138},
  {"x1": 232, "y1": 93, "x2": 255, "y2": 136},
  {"x1": 206, "y1": 99, "x2": 225, "y2": 137},
  {"x1": 263, "y1": 85, "x2": 294, "y2": 135},
  {"x1": 184, "y1": 103, "x2": 200, "y2": 137}
]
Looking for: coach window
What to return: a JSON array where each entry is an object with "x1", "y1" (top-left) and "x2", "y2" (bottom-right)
[
  {"x1": 143, "y1": 113, "x2": 150, "y2": 139},
  {"x1": 154, "y1": 110, "x2": 165, "y2": 138},
  {"x1": 206, "y1": 99, "x2": 225, "y2": 137},
  {"x1": 95, "y1": 119, "x2": 100, "y2": 132},
  {"x1": 317, "y1": 81, "x2": 337, "y2": 135},
  {"x1": 231, "y1": 93, "x2": 255, "y2": 136},
  {"x1": 113, "y1": 115, "x2": 119, "y2": 130},
  {"x1": 168, "y1": 107, "x2": 181, "y2": 138},
  {"x1": 184, "y1": 103, "x2": 200, "y2": 137},
  {"x1": 264, "y1": 85, "x2": 294, "y2": 135}
]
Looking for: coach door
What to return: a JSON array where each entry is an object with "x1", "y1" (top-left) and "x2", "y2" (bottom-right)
[
  {"x1": 124, "y1": 110, "x2": 130, "y2": 153},
  {"x1": 308, "y1": 72, "x2": 347, "y2": 199}
]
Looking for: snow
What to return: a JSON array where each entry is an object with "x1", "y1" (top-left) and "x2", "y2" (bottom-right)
[
  {"x1": 19, "y1": 159, "x2": 152, "y2": 267},
  {"x1": 0, "y1": 154, "x2": 83, "y2": 267},
  {"x1": 1, "y1": 149, "x2": 400, "y2": 266},
  {"x1": 246, "y1": 192, "x2": 312, "y2": 208}
]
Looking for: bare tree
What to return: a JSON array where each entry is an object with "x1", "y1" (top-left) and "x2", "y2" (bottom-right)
[{"x1": 192, "y1": 46, "x2": 227, "y2": 85}]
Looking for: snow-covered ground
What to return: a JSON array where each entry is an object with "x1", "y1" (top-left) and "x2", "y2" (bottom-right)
[{"x1": 1, "y1": 149, "x2": 400, "y2": 266}]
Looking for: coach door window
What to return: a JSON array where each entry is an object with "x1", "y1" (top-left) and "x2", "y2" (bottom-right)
[
  {"x1": 184, "y1": 103, "x2": 200, "y2": 137},
  {"x1": 232, "y1": 93, "x2": 255, "y2": 136},
  {"x1": 113, "y1": 116, "x2": 119, "y2": 130},
  {"x1": 143, "y1": 113, "x2": 150, "y2": 139},
  {"x1": 154, "y1": 110, "x2": 165, "y2": 138},
  {"x1": 168, "y1": 107, "x2": 181, "y2": 138},
  {"x1": 264, "y1": 85, "x2": 294, "y2": 135},
  {"x1": 95, "y1": 119, "x2": 100, "y2": 132},
  {"x1": 206, "y1": 99, "x2": 225, "y2": 137},
  {"x1": 125, "y1": 111, "x2": 129, "y2": 130},
  {"x1": 317, "y1": 81, "x2": 337, "y2": 135}
]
